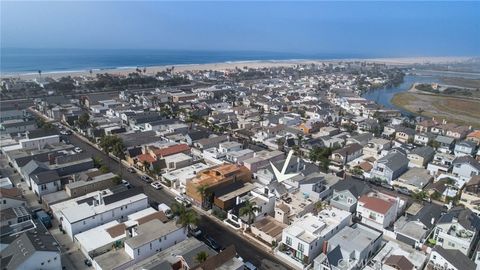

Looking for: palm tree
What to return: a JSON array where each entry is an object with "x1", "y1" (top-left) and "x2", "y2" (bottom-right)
[
  {"x1": 195, "y1": 251, "x2": 209, "y2": 263},
  {"x1": 38, "y1": 70, "x2": 42, "y2": 77},
  {"x1": 196, "y1": 184, "x2": 210, "y2": 209},
  {"x1": 177, "y1": 208, "x2": 198, "y2": 232},
  {"x1": 239, "y1": 200, "x2": 260, "y2": 230}
]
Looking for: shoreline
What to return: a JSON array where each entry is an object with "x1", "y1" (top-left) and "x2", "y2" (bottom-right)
[{"x1": 1, "y1": 56, "x2": 473, "y2": 80}]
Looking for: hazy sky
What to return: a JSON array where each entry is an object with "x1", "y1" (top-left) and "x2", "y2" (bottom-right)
[{"x1": 2, "y1": 1, "x2": 479, "y2": 56}]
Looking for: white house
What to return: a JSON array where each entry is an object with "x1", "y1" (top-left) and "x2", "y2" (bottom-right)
[
  {"x1": 0, "y1": 231, "x2": 61, "y2": 270},
  {"x1": 452, "y1": 156, "x2": 480, "y2": 182},
  {"x1": 431, "y1": 208, "x2": 480, "y2": 256},
  {"x1": 57, "y1": 188, "x2": 149, "y2": 240},
  {"x1": 277, "y1": 209, "x2": 351, "y2": 268},
  {"x1": 356, "y1": 194, "x2": 399, "y2": 231},
  {"x1": 92, "y1": 219, "x2": 187, "y2": 270}
]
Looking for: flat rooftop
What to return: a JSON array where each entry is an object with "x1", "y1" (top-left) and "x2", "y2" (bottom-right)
[{"x1": 125, "y1": 219, "x2": 181, "y2": 249}]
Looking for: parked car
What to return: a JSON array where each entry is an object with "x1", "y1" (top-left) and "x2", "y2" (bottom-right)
[
  {"x1": 121, "y1": 179, "x2": 132, "y2": 189},
  {"x1": 141, "y1": 175, "x2": 152, "y2": 183},
  {"x1": 84, "y1": 259, "x2": 92, "y2": 267},
  {"x1": 244, "y1": 262, "x2": 257, "y2": 270},
  {"x1": 74, "y1": 147, "x2": 83, "y2": 153},
  {"x1": 175, "y1": 196, "x2": 191, "y2": 207},
  {"x1": 204, "y1": 235, "x2": 221, "y2": 251},
  {"x1": 151, "y1": 181, "x2": 163, "y2": 190},
  {"x1": 189, "y1": 225, "x2": 202, "y2": 237},
  {"x1": 127, "y1": 167, "x2": 136, "y2": 173},
  {"x1": 396, "y1": 187, "x2": 411, "y2": 196},
  {"x1": 381, "y1": 182, "x2": 394, "y2": 190},
  {"x1": 158, "y1": 203, "x2": 173, "y2": 218}
]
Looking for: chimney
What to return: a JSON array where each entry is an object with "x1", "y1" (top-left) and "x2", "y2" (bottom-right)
[
  {"x1": 98, "y1": 192, "x2": 104, "y2": 205},
  {"x1": 236, "y1": 196, "x2": 241, "y2": 205},
  {"x1": 322, "y1": 241, "x2": 328, "y2": 254}
]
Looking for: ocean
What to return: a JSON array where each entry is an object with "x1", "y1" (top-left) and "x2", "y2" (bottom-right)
[{"x1": 0, "y1": 48, "x2": 366, "y2": 75}]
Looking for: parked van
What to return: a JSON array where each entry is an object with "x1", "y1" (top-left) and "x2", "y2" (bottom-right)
[
  {"x1": 158, "y1": 203, "x2": 173, "y2": 218},
  {"x1": 37, "y1": 210, "x2": 52, "y2": 228}
]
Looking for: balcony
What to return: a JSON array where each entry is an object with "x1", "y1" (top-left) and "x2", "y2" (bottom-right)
[{"x1": 276, "y1": 243, "x2": 308, "y2": 269}]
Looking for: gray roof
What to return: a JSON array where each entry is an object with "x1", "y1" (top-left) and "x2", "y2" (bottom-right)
[
  {"x1": 453, "y1": 156, "x2": 480, "y2": 171},
  {"x1": 435, "y1": 135, "x2": 455, "y2": 144},
  {"x1": 377, "y1": 152, "x2": 409, "y2": 172},
  {"x1": 0, "y1": 230, "x2": 59, "y2": 270},
  {"x1": 409, "y1": 146, "x2": 435, "y2": 158},
  {"x1": 30, "y1": 170, "x2": 60, "y2": 185},
  {"x1": 331, "y1": 178, "x2": 371, "y2": 198},
  {"x1": 433, "y1": 246, "x2": 476, "y2": 270},
  {"x1": 22, "y1": 160, "x2": 49, "y2": 178},
  {"x1": 406, "y1": 203, "x2": 444, "y2": 229},
  {"x1": 456, "y1": 140, "x2": 476, "y2": 148},
  {"x1": 437, "y1": 207, "x2": 480, "y2": 232}
]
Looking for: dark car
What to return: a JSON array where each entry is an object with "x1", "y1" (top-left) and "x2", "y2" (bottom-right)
[
  {"x1": 84, "y1": 259, "x2": 92, "y2": 267},
  {"x1": 204, "y1": 235, "x2": 221, "y2": 251},
  {"x1": 141, "y1": 175, "x2": 152, "y2": 183}
]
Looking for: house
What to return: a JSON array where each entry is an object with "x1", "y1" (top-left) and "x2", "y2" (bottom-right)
[
  {"x1": 407, "y1": 146, "x2": 435, "y2": 168},
  {"x1": 30, "y1": 170, "x2": 62, "y2": 199},
  {"x1": 329, "y1": 178, "x2": 371, "y2": 213},
  {"x1": 466, "y1": 130, "x2": 480, "y2": 146},
  {"x1": 435, "y1": 135, "x2": 456, "y2": 153},
  {"x1": 427, "y1": 152, "x2": 455, "y2": 178},
  {"x1": 56, "y1": 188, "x2": 149, "y2": 240},
  {"x1": 330, "y1": 143, "x2": 363, "y2": 170},
  {"x1": 414, "y1": 132, "x2": 436, "y2": 146},
  {"x1": 460, "y1": 176, "x2": 480, "y2": 214},
  {"x1": 416, "y1": 119, "x2": 438, "y2": 133},
  {"x1": 92, "y1": 219, "x2": 187, "y2": 270},
  {"x1": 185, "y1": 164, "x2": 251, "y2": 207},
  {"x1": 363, "y1": 138, "x2": 391, "y2": 159},
  {"x1": 395, "y1": 127, "x2": 415, "y2": 144},
  {"x1": 0, "y1": 188, "x2": 26, "y2": 209},
  {"x1": 394, "y1": 202, "x2": 444, "y2": 248},
  {"x1": 356, "y1": 193, "x2": 399, "y2": 231},
  {"x1": 312, "y1": 223, "x2": 383, "y2": 270},
  {"x1": 277, "y1": 209, "x2": 352, "y2": 268},
  {"x1": 393, "y1": 167, "x2": 433, "y2": 193},
  {"x1": 250, "y1": 216, "x2": 287, "y2": 245},
  {"x1": 346, "y1": 133, "x2": 373, "y2": 147},
  {"x1": 370, "y1": 152, "x2": 409, "y2": 184},
  {"x1": 364, "y1": 241, "x2": 427, "y2": 270},
  {"x1": 0, "y1": 230, "x2": 61, "y2": 270},
  {"x1": 427, "y1": 246, "x2": 477, "y2": 270},
  {"x1": 184, "y1": 130, "x2": 210, "y2": 145},
  {"x1": 431, "y1": 207, "x2": 480, "y2": 256},
  {"x1": 454, "y1": 140, "x2": 477, "y2": 157},
  {"x1": 452, "y1": 155, "x2": 480, "y2": 181}
]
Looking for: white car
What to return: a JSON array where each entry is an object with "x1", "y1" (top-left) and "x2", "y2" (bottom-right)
[
  {"x1": 151, "y1": 181, "x2": 163, "y2": 190},
  {"x1": 74, "y1": 147, "x2": 83, "y2": 153}
]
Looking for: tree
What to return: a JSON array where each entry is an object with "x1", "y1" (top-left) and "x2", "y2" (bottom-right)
[
  {"x1": 77, "y1": 112, "x2": 90, "y2": 129},
  {"x1": 195, "y1": 251, "x2": 209, "y2": 263},
  {"x1": 196, "y1": 184, "x2": 211, "y2": 209},
  {"x1": 99, "y1": 165, "x2": 110, "y2": 173},
  {"x1": 38, "y1": 70, "x2": 42, "y2": 77},
  {"x1": 239, "y1": 200, "x2": 260, "y2": 229},
  {"x1": 171, "y1": 202, "x2": 198, "y2": 232},
  {"x1": 99, "y1": 135, "x2": 124, "y2": 158},
  {"x1": 428, "y1": 140, "x2": 440, "y2": 149}
]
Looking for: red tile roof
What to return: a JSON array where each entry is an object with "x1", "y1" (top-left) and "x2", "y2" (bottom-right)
[
  {"x1": 359, "y1": 196, "x2": 393, "y2": 214},
  {"x1": 153, "y1": 144, "x2": 190, "y2": 157},
  {"x1": 137, "y1": 153, "x2": 156, "y2": 163}
]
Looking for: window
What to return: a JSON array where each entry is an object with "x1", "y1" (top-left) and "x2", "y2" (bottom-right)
[
  {"x1": 298, "y1": 243, "x2": 304, "y2": 252},
  {"x1": 2, "y1": 200, "x2": 5, "y2": 204},
  {"x1": 164, "y1": 236, "x2": 167, "y2": 240},
  {"x1": 286, "y1": 236, "x2": 292, "y2": 246},
  {"x1": 150, "y1": 243, "x2": 152, "y2": 250},
  {"x1": 137, "y1": 249, "x2": 140, "y2": 256}
]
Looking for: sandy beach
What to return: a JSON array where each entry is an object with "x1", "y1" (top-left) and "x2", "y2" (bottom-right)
[{"x1": 1, "y1": 56, "x2": 472, "y2": 80}]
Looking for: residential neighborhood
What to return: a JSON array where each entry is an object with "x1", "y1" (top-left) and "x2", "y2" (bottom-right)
[{"x1": 1, "y1": 62, "x2": 480, "y2": 270}]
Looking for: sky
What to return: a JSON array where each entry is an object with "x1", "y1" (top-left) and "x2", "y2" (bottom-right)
[{"x1": 1, "y1": 1, "x2": 480, "y2": 57}]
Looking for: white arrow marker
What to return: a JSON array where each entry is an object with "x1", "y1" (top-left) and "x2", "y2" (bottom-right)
[{"x1": 271, "y1": 150, "x2": 300, "y2": 183}]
